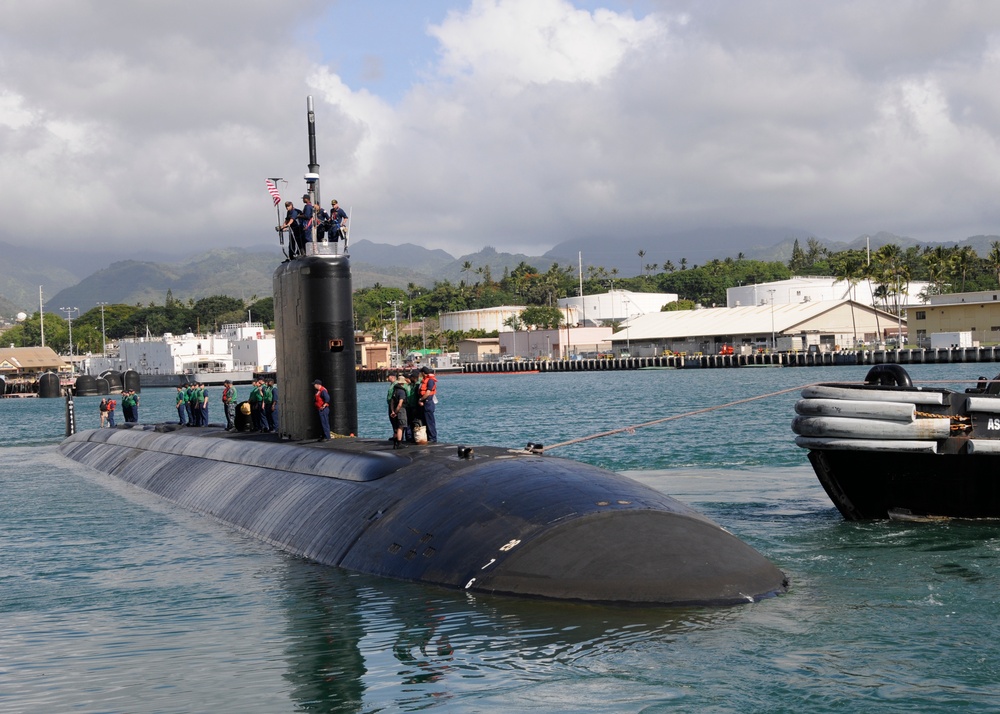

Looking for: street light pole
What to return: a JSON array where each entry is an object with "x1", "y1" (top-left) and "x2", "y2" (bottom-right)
[
  {"x1": 97, "y1": 302, "x2": 108, "y2": 358},
  {"x1": 387, "y1": 301, "x2": 401, "y2": 366},
  {"x1": 768, "y1": 289, "x2": 776, "y2": 351},
  {"x1": 60, "y1": 306, "x2": 79, "y2": 361},
  {"x1": 623, "y1": 297, "x2": 631, "y2": 356}
]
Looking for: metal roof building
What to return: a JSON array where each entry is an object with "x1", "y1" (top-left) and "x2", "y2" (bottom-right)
[
  {"x1": 0, "y1": 346, "x2": 69, "y2": 375},
  {"x1": 611, "y1": 299, "x2": 903, "y2": 357}
]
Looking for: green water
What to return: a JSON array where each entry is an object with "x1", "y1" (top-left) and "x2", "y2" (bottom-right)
[{"x1": 2, "y1": 364, "x2": 999, "y2": 712}]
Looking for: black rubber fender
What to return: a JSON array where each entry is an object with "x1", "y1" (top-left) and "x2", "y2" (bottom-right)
[{"x1": 864, "y1": 364, "x2": 913, "y2": 387}]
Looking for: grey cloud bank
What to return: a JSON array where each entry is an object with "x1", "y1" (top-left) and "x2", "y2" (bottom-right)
[{"x1": 1, "y1": 0, "x2": 998, "y2": 265}]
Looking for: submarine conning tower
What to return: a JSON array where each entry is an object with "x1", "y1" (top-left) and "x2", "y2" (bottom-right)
[
  {"x1": 274, "y1": 254, "x2": 358, "y2": 440},
  {"x1": 273, "y1": 94, "x2": 357, "y2": 441}
]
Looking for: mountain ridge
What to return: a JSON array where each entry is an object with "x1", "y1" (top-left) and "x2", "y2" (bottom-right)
[{"x1": 3, "y1": 230, "x2": 999, "y2": 316}]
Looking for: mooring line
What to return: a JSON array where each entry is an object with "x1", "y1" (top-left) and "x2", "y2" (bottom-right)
[{"x1": 543, "y1": 383, "x2": 817, "y2": 452}]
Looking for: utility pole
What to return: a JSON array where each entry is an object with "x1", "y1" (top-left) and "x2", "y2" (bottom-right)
[
  {"x1": 39, "y1": 286, "x2": 45, "y2": 347},
  {"x1": 97, "y1": 302, "x2": 108, "y2": 357},
  {"x1": 768, "y1": 289, "x2": 776, "y2": 351},
  {"x1": 61, "y1": 306, "x2": 79, "y2": 359},
  {"x1": 387, "y1": 301, "x2": 401, "y2": 366}
]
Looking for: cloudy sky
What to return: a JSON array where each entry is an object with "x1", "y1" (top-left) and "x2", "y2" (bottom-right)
[{"x1": 3, "y1": 0, "x2": 1000, "y2": 263}]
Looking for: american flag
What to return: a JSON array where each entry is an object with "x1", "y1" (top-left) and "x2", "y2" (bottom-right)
[{"x1": 265, "y1": 179, "x2": 281, "y2": 206}]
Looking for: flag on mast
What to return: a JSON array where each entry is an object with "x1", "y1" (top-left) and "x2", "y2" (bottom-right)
[{"x1": 265, "y1": 179, "x2": 281, "y2": 206}]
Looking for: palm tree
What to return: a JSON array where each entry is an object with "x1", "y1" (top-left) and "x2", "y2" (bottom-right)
[
  {"x1": 923, "y1": 246, "x2": 949, "y2": 296},
  {"x1": 951, "y1": 246, "x2": 977, "y2": 292},
  {"x1": 637, "y1": 250, "x2": 646, "y2": 277},
  {"x1": 832, "y1": 250, "x2": 863, "y2": 348},
  {"x1": 988, "y1": 241, "x2": 1000, "y2": 287}
]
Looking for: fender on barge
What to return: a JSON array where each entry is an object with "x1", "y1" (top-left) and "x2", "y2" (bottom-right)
[
  {"x1": 60, "y1": 424, "x2": 787, "y2": 606},
  {"x1": 793, "y1": 364, "x2": 1000, "y2": 520}
]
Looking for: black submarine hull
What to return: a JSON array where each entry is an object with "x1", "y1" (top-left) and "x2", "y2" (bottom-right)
[{"x1": 60, "y1": 425, "x2": 787, "y2": 606}]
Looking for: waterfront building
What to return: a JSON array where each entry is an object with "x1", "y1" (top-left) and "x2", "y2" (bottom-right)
[
  {"x1": 459, "y1": 338, "x2": 500, "y2": 364},
  {"x1": 499, "y1": 326, "x2": 614, "y2": 360},
  {"x1": 558, "y1": 290, "x2": 678, "y2": 326},
  {"x1": 0, "y1": 346, "x2": 70, "y2": 379},
  {"x1": 611, "y1": 299, "x2": 901, "y2": 357},
  {"x1": 84, "y1": 322, "x2": 275, "y2": 385},
  {"x1": 908, "y1": 290, "x2": 1000, "y2": 348},
  {"x1": 727, "y1": 277, "x2": 931, "y2": 310}
]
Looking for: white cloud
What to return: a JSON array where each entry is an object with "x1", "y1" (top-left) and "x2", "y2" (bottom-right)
[
  {"x1": 429, "y1": 0, "x2": 662, "y2": 88},
  {"x1": 3, "y1": 0, "x2": 1000, "y2": 268}
]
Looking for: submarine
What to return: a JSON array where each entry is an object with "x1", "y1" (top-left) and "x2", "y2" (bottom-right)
[{"x1": 59, "y1": 98, "x2": 787, "y2": 607}]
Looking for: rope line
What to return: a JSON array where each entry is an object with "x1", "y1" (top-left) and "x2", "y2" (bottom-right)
[{"x1": 543, "y1": 383, "x2": 815, "y2": 452}]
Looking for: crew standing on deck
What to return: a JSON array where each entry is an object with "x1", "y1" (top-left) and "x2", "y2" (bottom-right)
[
  {"x1": 261, "y1": 379, "x2": 274, "y2": 432},
  {"x1": 300, "y1": 194, "x2": 315, "y2": 253},
  {"x1": 313, "y1": 379, "x2": 331, "y2": 441},
  {"x1": 266, "y1": 378, "x2": 278, "y2": 431},
  {"x1": 190, "y1": 383, "x2": 202, "y2": 426},
  {"x1": 222, "y1": 379, "x2": 237, "y2": 431},
  {"x1": 328, "y1": 199, "x2": 349, "y2": 251},
  {"x1": 389, "y1": 374, "x2": 409, "y2": 449},
  {"x1": 279, "y1": 201, "x2": 304, "y2": 259},
  {"x1": 418, "y1": 366, "x2": 438, "y2": 443},
  {"x1": 199, "y1": 383, "x2": 210, "y2": 426},
  {"x1": 99, "y1": 398, "x2": 109, "y2": 428},
  {"x1": 248, "y1": 379, "x2": 264, "y2": 432},
  {"x1": 175, "y1": 385, "x2": 186, "y2": 425}
]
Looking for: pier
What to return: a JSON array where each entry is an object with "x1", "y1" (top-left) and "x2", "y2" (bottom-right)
[{"x1": 459, "y1": 346, "x2": 1000, "y2": 373}]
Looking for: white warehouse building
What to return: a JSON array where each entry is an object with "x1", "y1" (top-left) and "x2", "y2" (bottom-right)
[
  {"x1": 727, "y1": 277, "x2": 931, "y2": 309},
  {"x1": 558, "y1": 290, "x2": 678, "y2": 326}
]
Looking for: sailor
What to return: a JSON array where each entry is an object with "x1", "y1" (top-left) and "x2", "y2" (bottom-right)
[
  {"x1": 261, "y1": 379, "x2": 274, "y2": 432},
  {"x1": 184, "y1": 383, "x2": 195, "y2": 426},
  {"x1": 279, "y1": 201, "x2": 304, "y2": 258},
  {"x1": 406, "y1": 369, "x2": 421, "y2": 441},
  {"x1": 99, "y1": 398, "x2": 109, "y2": 428},
  {"x1": 190, "y1": 383, "x2": 203, "y2": 427},
  {"x1": 221, "y1": 379, "x2": 237, "y2": 431},
  {"x1": 199, "y1": 383, "x2": 210, "y2": 426},
  {"x1": 418, "y1": 366, "x2": 438, "y2": 443},
  {"x1": 328, "y1": 199, "x2": 349, "y2": 250},
  {"x1": 248, "y1": 379, "x2": 264, "y2": 432},
  {"x1": 388, "y1": 374, "x2": 408, "y2": 449},
  {"x1": 175, "y1": 385, "x2": 187, "y2": 425},
  {"x1": 385, "y1": 373, "x2": 398, "y2": 439},
  {"x1": 106, "y1": 396, "x2": 117, "y2": 427},
  {"x1": 266, "y1": 378, "x2": 278, "y2": 431},
  {"x1": 300, "y1": 194, "x2": 315, "y2": 253},
  {"x1": 313, "y1": 379, "x2": 331, "y2": 441}
]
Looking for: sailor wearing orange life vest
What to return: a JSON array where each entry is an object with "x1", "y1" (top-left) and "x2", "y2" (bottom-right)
[{"x1": 418, "y1": 366, "x2": 437, "y2": 443}]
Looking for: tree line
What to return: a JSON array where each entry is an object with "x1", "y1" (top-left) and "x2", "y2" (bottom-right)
[
  {"x1": 6, "y1": 240, "x2": 1000, "y2": 355},
  {"x1": 2, "y1": 292, "x2": 273, "y2": 355}
]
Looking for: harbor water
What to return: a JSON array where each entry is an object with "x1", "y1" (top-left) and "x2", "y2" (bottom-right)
[{"x1": 4, "y1": 365, "x2": 1000, "y2": 712}]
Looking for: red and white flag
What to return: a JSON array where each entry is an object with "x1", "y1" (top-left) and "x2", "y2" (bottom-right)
[{"x1": 265, "y1": 179, "x2": 281, "y2": 206}]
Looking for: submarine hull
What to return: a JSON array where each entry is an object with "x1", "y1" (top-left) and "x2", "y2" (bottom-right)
[{"x1": 60, "y1": 425, "x2": 787, "y2": 606}]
